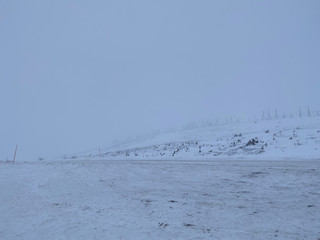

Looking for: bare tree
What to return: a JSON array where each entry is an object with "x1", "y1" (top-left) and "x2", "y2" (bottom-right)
[
  {"x1": 307, "y1": 106, "x2": 311, "y2": 117},
  {"x1": 274, "y1": 108, "x2": 278, "y2": 119},
  {"x1": 267, "y1": 110, "x2": 271, "y2": 120},
  {"x1": 299, "y1": 106, "x2": 302, "y2": 118}
]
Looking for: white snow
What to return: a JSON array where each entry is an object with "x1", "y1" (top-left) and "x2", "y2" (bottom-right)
[
  {"x1": 0, "y1": 160, "x2": 319, "y2": 239},
  {"x1": 72, "y1": 117, "x2": 320, "y2": 161},
  {"x1": 1, "y1": 117, "x2": 319, "y2": 239}
]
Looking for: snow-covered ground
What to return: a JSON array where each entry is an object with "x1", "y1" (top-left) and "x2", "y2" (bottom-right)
[
  {"x1": 72, "y1": 117, "x2": 320, "y2": 161},
  {"x1": 1, "y1": 117, "x2": 319, "y2": 239},
  {"x1": 1, "y1": 159, "x2": 319, "y2": 239}
]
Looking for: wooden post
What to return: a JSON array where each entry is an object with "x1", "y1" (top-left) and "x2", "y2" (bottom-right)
[
  {"x1": 13, "y1": 145, "x2": 18, "y2": 164},
  {"x1": 99, "y1": 146, "x2": 101, "y2": 158}
]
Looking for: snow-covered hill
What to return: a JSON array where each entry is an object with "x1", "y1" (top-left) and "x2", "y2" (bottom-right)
[
  {"x1": 1, "y1": 117, "x2": 319, "y2": 240},
  {"x1": 73, "y1": 117, "x2": 320, "y2": 161}
]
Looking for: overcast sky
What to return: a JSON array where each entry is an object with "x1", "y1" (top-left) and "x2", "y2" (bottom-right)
[{"x1": 1, "y1": 0, "x2": 319, "y2": 160}]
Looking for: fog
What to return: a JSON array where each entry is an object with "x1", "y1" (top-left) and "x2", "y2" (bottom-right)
[{"x1": 1, "y1": 0, "x2": 319, "y2": 160}]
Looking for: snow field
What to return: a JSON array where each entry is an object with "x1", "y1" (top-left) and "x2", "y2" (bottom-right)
[{"x1": 1, "y1": 160, "x2": 319, "y2": 239}]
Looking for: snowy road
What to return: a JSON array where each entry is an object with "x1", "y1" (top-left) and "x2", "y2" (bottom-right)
[{"x1": 1, "y1": 159, "x2": 319, "y2": 239}]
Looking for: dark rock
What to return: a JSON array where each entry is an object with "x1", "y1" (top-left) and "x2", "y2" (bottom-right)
[{"x1": 246, "y1": 138, "x2": 259, "y2": 146}]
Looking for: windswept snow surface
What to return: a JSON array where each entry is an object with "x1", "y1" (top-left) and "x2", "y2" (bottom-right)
[
  {"x1": 74, "y1": 117, "x2": 320, "y2": 161},
  {"x1": 1, "y1": 160, "x2": 320, "y2": 239},
  {"x1": 1, "y1": 117, "x2": 319, "y2": 239}
]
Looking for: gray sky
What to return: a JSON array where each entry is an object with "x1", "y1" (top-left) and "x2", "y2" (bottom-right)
[{"x1": 1, "y1": 0, "x2": 319, "y2": 160}]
